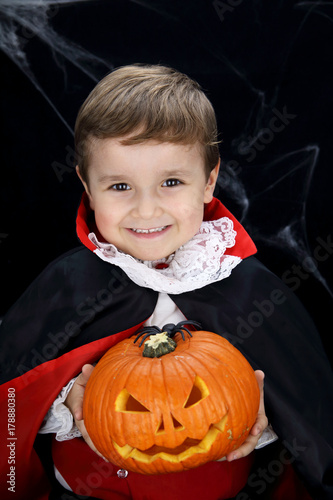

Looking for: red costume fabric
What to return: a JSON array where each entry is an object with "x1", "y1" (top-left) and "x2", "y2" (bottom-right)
[{"x1": 0, "y1": 196, "x2": 331, "y2": 499}]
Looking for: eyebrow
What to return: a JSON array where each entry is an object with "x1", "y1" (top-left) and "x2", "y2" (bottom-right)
[
  {"x1": 97, "y1": 174, "x2": 127, "y2": 184},
  {"x1": 163, "y1": 168, "x2": 193, "y2": 177},
  {"x1": 97, "y1": 168, "x2": 193, "y2": 185}
]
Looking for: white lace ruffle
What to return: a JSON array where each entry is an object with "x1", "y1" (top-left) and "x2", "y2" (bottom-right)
[
  {"x1": 39, "y1": 377, "x2": 82, "y2": 441},
  {"x1": 89, "y1": 217, "x2": 241, "y2": 294}
]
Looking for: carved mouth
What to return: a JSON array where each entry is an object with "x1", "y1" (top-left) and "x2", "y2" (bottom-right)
[{"x1": 113, "y1": 414, "x2": 229, "y2": 463}]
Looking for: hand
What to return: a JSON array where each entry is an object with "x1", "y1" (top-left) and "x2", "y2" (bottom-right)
[
  {"x1": 217, "y1": 370, "x2": 268, "y2": 462},
  {"x1": 65, "y1": 364, "x2": 108, "y2": 461}
]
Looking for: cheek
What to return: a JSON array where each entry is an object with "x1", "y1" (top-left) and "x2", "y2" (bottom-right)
[
  {"x1": 174, "y1": 200, "x2": 204, "y2": 231},
  {"x1": 93, "y1": 202, "x2": 121, "y2": 235},
  {"x1": 173, "y1": 186, "x2": 205, "y2": 212}
]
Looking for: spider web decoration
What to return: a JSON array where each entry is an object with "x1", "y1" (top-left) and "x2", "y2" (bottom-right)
[{"x1": 0, "y1": 0, "x2": 332, "y2": 362}]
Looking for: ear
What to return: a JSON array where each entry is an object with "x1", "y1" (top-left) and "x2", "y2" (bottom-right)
[
  {"x1": 76, "y1": 166, "x2": 95, "y2": 210},
  {"x1": 204, "y1": 159, "x2": 220, "y2": 204}
]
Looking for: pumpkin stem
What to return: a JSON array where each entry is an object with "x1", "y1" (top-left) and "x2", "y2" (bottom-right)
[
  {"x1": 134, "y1": 320, "x2": 202, "y2": 347},
  {"x1": 142, "y1": 332, "x2": 177, "y2": 358}
]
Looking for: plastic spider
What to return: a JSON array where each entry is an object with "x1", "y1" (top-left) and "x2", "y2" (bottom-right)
[{"x1": 134, "y1": 320, "x2": 202, "y2": 347}]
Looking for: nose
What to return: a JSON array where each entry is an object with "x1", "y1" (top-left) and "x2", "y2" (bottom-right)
[
  {"x1": 131, "y1": 190, "x2": 163, "y2": 220},
  {"x1": 156, "y1": 413, "x2": 183, "y2": 435},
  {"x1": 157, "y1": 414, "x2": 184, "y2": 434}
]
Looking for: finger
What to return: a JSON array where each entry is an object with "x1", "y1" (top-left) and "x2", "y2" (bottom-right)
[
  {"x1": 69, "y1": 365, "x2": 94, "y2": 420},
  {"x1": 226, "y1": 433, "x2": 259, "y2": 461},
  {"x1": 71, "y1": 398, "x2": 84, "y2": 422},
  {"x1": 255, "y1": 370, "x2": 265, "y2": 397},
  {"x1": 78, "y1": 419, "x2": 108, "y2": 461},
  {"x1": 253, "y1": 411, "x2": 268, "y2": 437},
  {"x1": 77, "y1": 364, "x2": 95, "y2": 388},
  {"x1": 251, "y1": 370, "x2": 266, "y2": 436},
  {"x1": 226, "y1": 371, "x2": 268, "y2": 461},
  {"x1": 68, "y1": 384, "x2": 85, "y2": 421}
]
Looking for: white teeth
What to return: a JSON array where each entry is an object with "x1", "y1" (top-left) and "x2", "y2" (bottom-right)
[{"x1": 131, "y1": 226, "x2": 167, "y2": 234}]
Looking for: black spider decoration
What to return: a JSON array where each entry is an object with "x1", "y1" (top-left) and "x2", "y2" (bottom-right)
[{"x1": 134, "y1": 320, "x2": 202, "y2": 347}]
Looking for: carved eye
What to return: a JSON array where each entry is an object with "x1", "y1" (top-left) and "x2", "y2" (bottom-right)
[
  {"x1": 183, "y1": 376, "x2": 209, "y2": 408},
  {"x1": 115, "y1": 388, "x2": 150, "y2": 413}
]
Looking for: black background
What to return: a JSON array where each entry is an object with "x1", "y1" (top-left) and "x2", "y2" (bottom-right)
[{"x1": 1, "y1": 0, "x2": 332, "y2": 362}]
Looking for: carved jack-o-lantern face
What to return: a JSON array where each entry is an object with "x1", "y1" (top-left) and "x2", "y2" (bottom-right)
[
  {"x1": 83, "y1": 329, "x2": 260, "y2": 474},
  {"x1": 113, "y1": 375, "x2": 229, "y2": 465}
]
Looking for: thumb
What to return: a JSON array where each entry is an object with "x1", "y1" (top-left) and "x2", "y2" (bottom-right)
[
  {"x1": 77, "y1": 364, "x2": 95, "y2": 388},
  {"x1": 255, "y1": 370, "x2": 265, "y2": 392},
  {"x1": 67, "y1": 364, "x2": 94, "y2": 421}
]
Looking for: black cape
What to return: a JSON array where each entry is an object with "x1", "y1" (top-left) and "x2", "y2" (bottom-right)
[{"x1": 0, "y1": 204, "x2": 332, "y2": 499}]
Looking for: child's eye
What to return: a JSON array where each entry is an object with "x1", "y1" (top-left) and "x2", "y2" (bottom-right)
[
  {"x1": 110, "y1": 183, "x2": 130, "y2": 191},
  {"x1": 162, "y1": 179, "x2": 182, "y2": 187}
]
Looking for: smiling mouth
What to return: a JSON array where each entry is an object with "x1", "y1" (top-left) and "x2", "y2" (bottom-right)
[
  {"x1": 112, "y1": 414, "x2": 229, "y2": 464},
  {"x1": 130, "y1": 226, "x2": 168, "y2": 234}
]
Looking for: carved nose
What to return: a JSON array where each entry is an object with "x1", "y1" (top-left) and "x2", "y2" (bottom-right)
[{"x1": 156, "y1": 414, "x2": 183, "y2": 434}]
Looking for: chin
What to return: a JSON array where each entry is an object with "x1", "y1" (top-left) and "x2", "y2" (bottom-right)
[
  {"x1": 135, "y1": 252, "x2": 170, "y2": 262},
  {"x1": 131, "y1": 244, "x2": 178, "y2": 262}
]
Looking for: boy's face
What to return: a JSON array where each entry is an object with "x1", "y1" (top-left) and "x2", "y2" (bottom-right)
[{"x1": 78, "y1": 138, "x2": 219, "y2": 261}]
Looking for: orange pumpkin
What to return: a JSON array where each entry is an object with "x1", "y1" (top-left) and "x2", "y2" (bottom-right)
[{"x1": 83, "y1": 324, "x2": 260, "y2": 474}]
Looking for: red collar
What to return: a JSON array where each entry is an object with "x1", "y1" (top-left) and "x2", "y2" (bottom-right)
[
  {"x1": 76, "y1": 192, "x2": 257, "y2": 259},
  {"x1": 203, "y1": 197, "x2": 257, "y2": 259}
]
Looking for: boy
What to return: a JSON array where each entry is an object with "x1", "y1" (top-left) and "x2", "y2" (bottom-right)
[{"x1": 0, "y1": 65, "x2": 332, "y2": 500}]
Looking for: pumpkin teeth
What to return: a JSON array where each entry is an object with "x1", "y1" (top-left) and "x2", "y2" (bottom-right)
[
  {"x1": 212, "y1": 414, "x2": 228, "y2": 432},
  {"x1": 115, "y1": 443, "x2": 133, "y2": 460},
  {"x1": 112, "y1": 413, "x2": 228, "y2": 464}
]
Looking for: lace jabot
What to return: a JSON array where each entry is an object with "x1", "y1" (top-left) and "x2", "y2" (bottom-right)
[{"x1": 89, "y1": 217, "x2": 242, "y2": 294}]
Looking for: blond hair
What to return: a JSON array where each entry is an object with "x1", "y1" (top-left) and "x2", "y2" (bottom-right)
[{"x1": 75, "y1": 64, "x2": 220, "y2": 182}]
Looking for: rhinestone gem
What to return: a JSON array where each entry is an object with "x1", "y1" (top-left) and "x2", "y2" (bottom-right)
[{"x1": 117, "y1": 469, "x2": 128, "y2": 479}]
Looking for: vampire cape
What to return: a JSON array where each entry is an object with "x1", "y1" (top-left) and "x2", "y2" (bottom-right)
[{"x1": 0, "y1": 196, "x2": 332, "y2": 500}]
